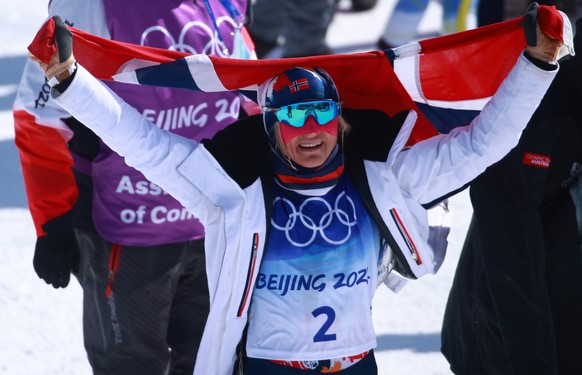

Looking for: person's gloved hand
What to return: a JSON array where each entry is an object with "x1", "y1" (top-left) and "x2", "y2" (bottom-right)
[
  {"x1": 522, "y1": 3, "x2": 564, "y2": 63},
  {"x1": 33, "y1": 216, "x2": 80, "y2": 289},
  {"x1": 28, "y1": 15, "x2": 75, "y2": 83}
]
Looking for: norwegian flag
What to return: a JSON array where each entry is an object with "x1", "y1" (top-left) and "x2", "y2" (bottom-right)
[
  {"x1": 289, "y1": 78, "x2": 310, "y2": 93},
  {"x1": 27, "y1": 7, "x2": 568, "y2": 145}
]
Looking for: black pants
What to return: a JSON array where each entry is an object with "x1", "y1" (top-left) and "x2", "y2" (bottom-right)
[
  {"x1": 245, "y1": 350, "x2": 378, "y2": 375},
  {"x1": 75, "y1": 229, "x2": 209, "y2": 375}
]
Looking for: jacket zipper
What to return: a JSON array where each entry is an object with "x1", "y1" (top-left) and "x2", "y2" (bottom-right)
[
  {"x1": 105, "y1": 243, "x2": 122, "y2": 297},
  {"x1": 390, "y1": 208, "x2": 422, "y2": 265},
  {"x1": 237, "y1": 233, "x2": 259, "y2": 317}
]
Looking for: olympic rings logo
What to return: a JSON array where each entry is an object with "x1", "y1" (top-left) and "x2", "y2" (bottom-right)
[
  {"x1": 271, "y1": 192, "x2": 357, "y2": 248},
  {"x1": 140, "y1": 16, "x2": 237, "y2": 57}
]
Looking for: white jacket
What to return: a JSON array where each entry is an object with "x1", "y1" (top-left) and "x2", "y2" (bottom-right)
[{"x1": 53, "y1": 53, "x2": 556, "y2": 375}]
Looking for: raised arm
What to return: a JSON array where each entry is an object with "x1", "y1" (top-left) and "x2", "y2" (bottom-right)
[
  {"x1": 394, "y1": 4, "x2": 565, "y2": 205},
  {"x1": 28, "y1": 16, "x2": 210, "y2": 221}
]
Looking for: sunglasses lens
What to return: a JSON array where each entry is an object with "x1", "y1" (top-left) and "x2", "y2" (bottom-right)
[
  {"x1": 275, "y1": 101, "x2": 339, "y2": 128},
  {"x1": 313, "y1": 101, "x2": 336, "y2": 124}
]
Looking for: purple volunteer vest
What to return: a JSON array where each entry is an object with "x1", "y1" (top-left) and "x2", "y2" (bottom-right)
[{"x1": 88, "y1": 0, "x2": 246, "y2": 245}]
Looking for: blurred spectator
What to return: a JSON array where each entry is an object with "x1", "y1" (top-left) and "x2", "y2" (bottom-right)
[
  {"x1": 442, "y1": 21, "x2": 582, "y2": 375},
  {"x1": 378, "y1": 0, "x2": 479, "y2": 49},
  {"x1": 248, "y1": 0, "x2": 335, "y2": 58},
  {"x1": 478, "y1": 0, "x2": 505, "y2": 25},
  {"x1": 479, "y1": 0, "x2": 581, "y2": 28}
]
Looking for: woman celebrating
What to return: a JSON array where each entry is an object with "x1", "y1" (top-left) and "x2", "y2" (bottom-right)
[{"x1": 30, "y1": 7, "x2": 562, "y2": 374}]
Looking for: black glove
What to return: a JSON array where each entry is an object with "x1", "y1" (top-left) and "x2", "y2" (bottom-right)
[
  {"x1": 33, "y1": 213, "x2": 80, "y2": 288},
  {"x1": 522, "y1": 2, "x2": 539, "y2": 47},
  {"x1": 29, "y1": 15, "x2": 76, "y2": 85},
  {"x1": 52, "y1": 15, "x2": 73, "y2": 63}
]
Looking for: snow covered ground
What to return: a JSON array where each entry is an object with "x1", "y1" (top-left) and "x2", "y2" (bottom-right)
[{"x1": 0, "y1": 0, "x2": 468, "y2": 374}]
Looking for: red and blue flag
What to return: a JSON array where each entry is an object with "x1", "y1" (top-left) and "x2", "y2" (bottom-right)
[{"x1": 28, "y1": 9, "x2": 567, "y2": 145}]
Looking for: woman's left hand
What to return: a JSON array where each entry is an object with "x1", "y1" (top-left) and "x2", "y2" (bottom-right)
[{"x1": 523, "y1": 3, "x2": 564, "y2": 64}]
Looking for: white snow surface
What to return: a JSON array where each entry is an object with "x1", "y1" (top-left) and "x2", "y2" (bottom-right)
[{"x1": 0, "y1": 0, "x2": 468, "y2": 374}]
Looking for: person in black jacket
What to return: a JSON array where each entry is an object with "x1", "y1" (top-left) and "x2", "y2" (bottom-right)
[{"x1": 441, "y1": 18, "x2": 582, "y2": 375}]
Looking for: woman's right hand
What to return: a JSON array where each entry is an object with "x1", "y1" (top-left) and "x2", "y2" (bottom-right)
[{"x1": 28, "y1": 16, "x2": 76, "y2": 83}]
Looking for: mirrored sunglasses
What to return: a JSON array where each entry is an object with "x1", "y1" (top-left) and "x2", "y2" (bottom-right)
[{"x1": 265, "y1": 100, "x2": 341, "y2": 128}]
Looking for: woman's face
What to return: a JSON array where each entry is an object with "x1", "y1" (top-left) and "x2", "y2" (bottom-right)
[{"x1": 278, "y1": 115, "x2": 338, "y2": 168}]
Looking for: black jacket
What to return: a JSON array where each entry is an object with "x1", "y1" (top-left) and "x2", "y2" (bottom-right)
[{"x1": 441, "y1": 55, "x2": 582, "y2": 375}]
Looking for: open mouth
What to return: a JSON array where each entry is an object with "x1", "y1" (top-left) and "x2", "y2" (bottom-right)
[{"x1": 299, "y1": 141, "x2": 323, "y2": 149}]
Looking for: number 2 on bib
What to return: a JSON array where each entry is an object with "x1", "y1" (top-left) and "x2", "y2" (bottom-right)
[{"x1": 312, "y1": 306, "x2": 337, "y2": 342}]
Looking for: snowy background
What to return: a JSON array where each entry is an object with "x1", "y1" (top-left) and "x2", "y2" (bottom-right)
[{"x1": 0, "y1": 0, "x2": 472, "y2": 374}]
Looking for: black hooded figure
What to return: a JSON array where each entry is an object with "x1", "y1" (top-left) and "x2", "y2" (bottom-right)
[{"x1": 441, "y1": 18, "x2": 582, "y2": 375}]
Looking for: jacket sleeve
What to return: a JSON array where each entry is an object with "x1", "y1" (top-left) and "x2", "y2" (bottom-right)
[{"x1": 392, "y1": 53, "x2": 558, "y2": 205}]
